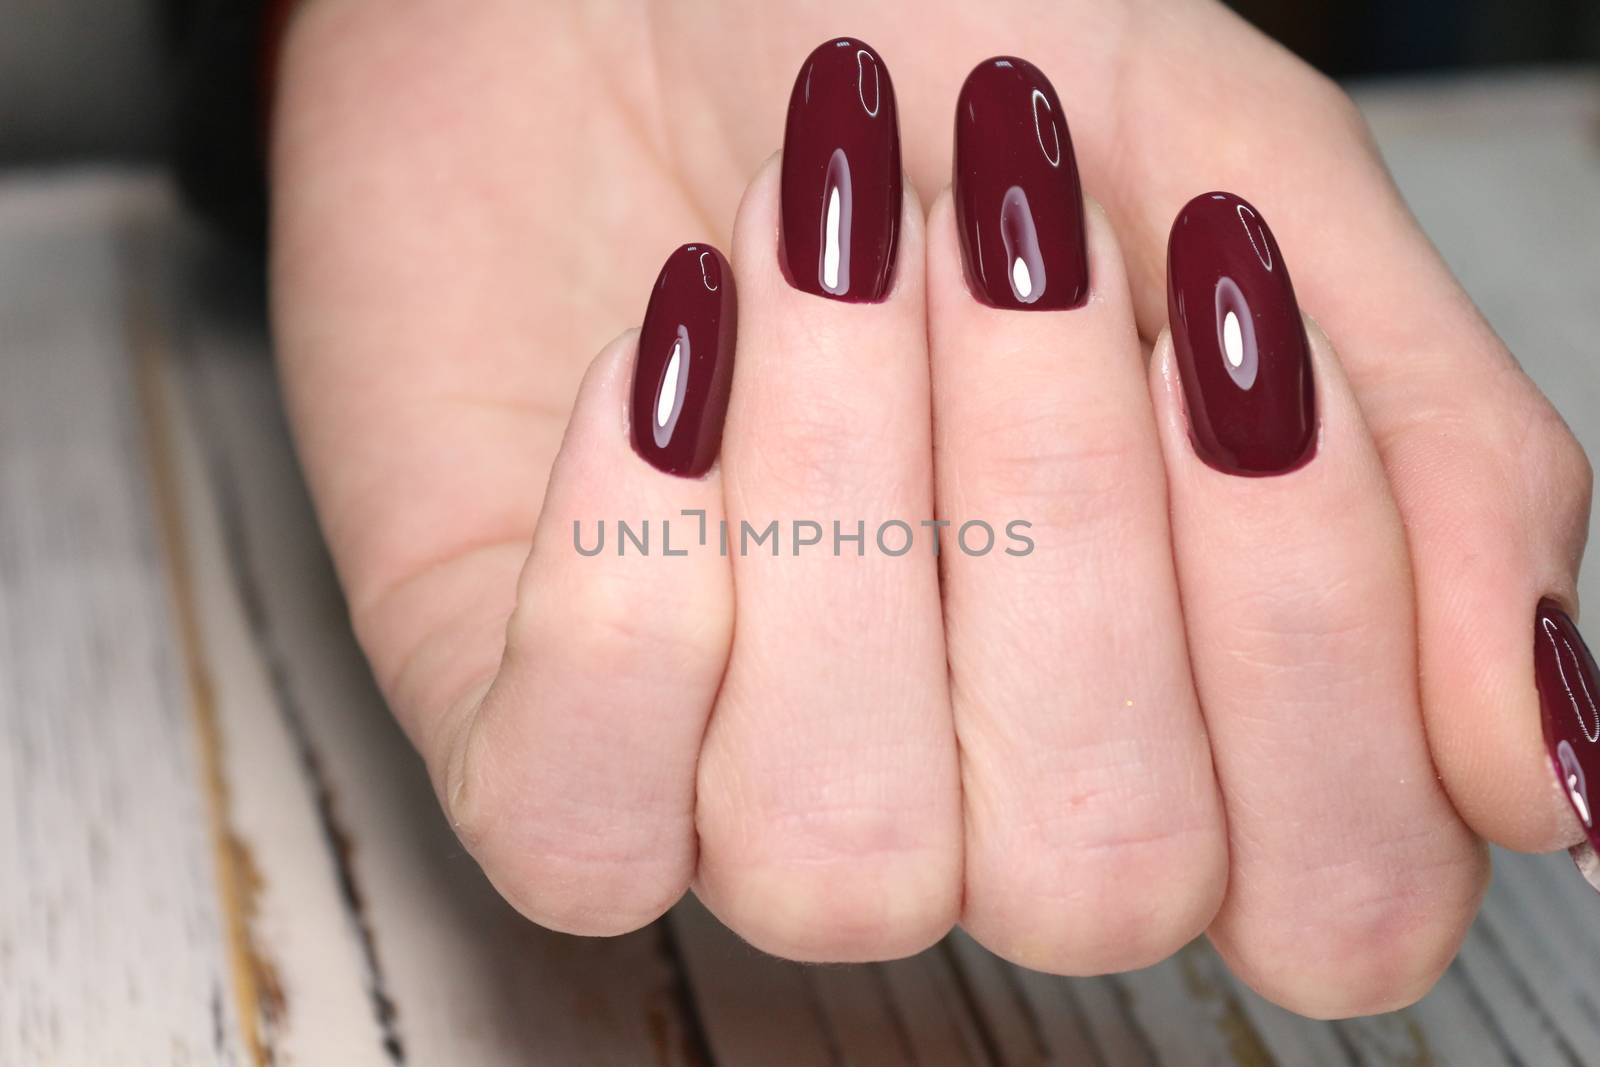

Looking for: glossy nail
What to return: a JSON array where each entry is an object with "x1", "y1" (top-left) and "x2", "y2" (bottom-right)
[
  {"x1": 1534, "y1": 599, "x2": 1600, "y2": 870},
  {"x1": 1167, "y1": 192, "x2": 1316, "y2": 475},
  {"x1": 779, "y1": 38, "x2": 901, "y2": 302},
  {"x1": 952, "y1": 57, "x2": 1088, "y2": 311},
  {"x1": 631, "y1": 244, "x2": 737, "y2": 477}
]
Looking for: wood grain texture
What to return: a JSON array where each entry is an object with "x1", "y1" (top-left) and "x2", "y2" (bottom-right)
[
  {"x1": 0, "y1": 174, "x2": 246, "y2": 1065},
  {"x1": 2, "y1": 70, "x2": 1599, "y2": 1065}
]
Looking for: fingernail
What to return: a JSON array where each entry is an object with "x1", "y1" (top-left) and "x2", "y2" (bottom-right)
[
  {"x1": 1167, "y1": 192, "x2": 1316, "y2": 475},
  {"x1": 1533, "y1": 599, "x2": 1600, "y2": 867},
  {"x1": 631, "y1": 244, "x2": 737, "y2": 477},
  {"x1": 953, "y1": 57, "x2": 1088, "y2": 310},
  {"x1": 779, "y1": 38, "x2": 901, "y2": 302}
]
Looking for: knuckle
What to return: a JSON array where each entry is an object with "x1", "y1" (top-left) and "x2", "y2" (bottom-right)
[
  {"x1": 963, "y1": 810, "x2": 1226, "y2": 974},
  {"x1": 1245, "y1": 916, "x2": 1458, "y2": 1019},
  {"x1": 1211, "y1": 568, "x2": 1388, "y2": 677},
  {"x1": 742, "y1": 401, "x2": 899, "y2": 499},
  {"x1": 712, "y1": 858, "x2": 956, "y2": 962},
  {"x1": 953, "y1": 404, "x2": 1158, "y2": 509},
  {"x1": 492, "y1": 856, "x2": 688, "y2": 937},
  {"x1": 1301, "y1": 71, "x2": 1371, "y2": 144},
  {"x1": 448, "y1": 700, "x2": 695, "y2": 937},
  {"x1": 1228, "y1": 840, "x2": 1486, "y2": 1018},
  {"x1": 1519, "y1": 398, "x2": 1593, "y2": 520},
  {"x1": 1387, "y1": 371, "x2": 1591, "y2": 530},
  {"x1": 731, "y1": 340, "x2": 908, "y2": 500},
  {"x1": 476, "y1": 806, "x2": 694, "y2": 937},
  {"x1": 700, "y1": 803, "x2": 959, "y2": 961}
]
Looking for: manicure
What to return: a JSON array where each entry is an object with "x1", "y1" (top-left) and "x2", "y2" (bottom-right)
[
  {"x1": 1533, "y1": 599, "x2": 1600, "y2": 860},
  {"x1": 1167, "y1": 191, "x2": 1316, "y2": 475},
  {"x1": 779, "y1": 38, "x2": 901, "y2": 302},
  {"x1": 631, "y1": 244, "x2": 737, "y2": 477},
  {"x1": 953, "y1": 57, "x2": 1088, "y2": 311}
]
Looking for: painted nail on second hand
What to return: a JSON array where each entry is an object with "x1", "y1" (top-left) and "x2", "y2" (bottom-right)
[{"x1": 1533, "y1": 598, "x2": 1600, "y2": 889}]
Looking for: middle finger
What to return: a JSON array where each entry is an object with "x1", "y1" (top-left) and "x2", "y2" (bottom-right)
[
  {"x1": 928, "y1": 57, "x2": 1227, "y2": 976},
  {"x1": 694, "y1": 40, "x2": 962, "y2": 963}
]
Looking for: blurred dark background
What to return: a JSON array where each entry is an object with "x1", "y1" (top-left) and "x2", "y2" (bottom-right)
[
  {"x1": 1228, "y1": 0, "x2": 1600, "y2": 75},
  {"x1": 2, "y1": 0, "x2": 1598, "y2": 165}
]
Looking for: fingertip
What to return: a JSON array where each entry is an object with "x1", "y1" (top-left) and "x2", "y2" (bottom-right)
[
  {"x1": 730, "y1": 152, "x2": 783, "y2": 297},
  {"x1": 598, "y1": 326, "x2": 640, "y2": 368},
  {"x1": 1146, "y1": 327, "x2": 1188, "y2": 448},
  {"x1": 1079, "y1": 193, "x2": 1135, "y2": 314},
  {"x1": 1214, "y1": 842, "x2": 1485, "y2": 1019},
  {"x1": 923, "y1": 186, "x2": 963, "y2": 302},
  {"x1": 890, "y1": 169, "x2": 927, "y2": 295},
  {"x1": 696, "y1": 850, "x2": 959, "y2": 964},
  {"x1": 548, "y1": 328, "x2": 638, "y2": 473}
]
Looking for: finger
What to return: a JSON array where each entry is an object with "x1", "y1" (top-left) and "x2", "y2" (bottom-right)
[
  {"x1": 1152, "y1": 192, "x2": 1487, "y2": 1018},
  {"x1": 447, "y1": 245, "x2": 737, "y2": 935},
  {"x1": 695, "y1": 55, "x2": 961, "y2": 962},
  {"x1": 927, "y1": 56, "x2": 1226, "y2": 976}
]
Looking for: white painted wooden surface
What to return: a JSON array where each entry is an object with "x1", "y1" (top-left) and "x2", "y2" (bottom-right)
[
  {"x1": 2, "y1": 70, "x2": 1598, "y2": 1065},
  {"x1": 0, "y1": 180, "x2": 250, "y2": 1065}
]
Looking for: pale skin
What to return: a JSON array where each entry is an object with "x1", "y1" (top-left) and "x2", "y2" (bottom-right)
[{"x1": 270, "y1": 0, "x2": 1593, "y2": 1017}]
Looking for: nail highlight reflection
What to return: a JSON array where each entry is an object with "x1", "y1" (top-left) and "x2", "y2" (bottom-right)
[
  {"x1": 999, "y1": 186, "x2": 1047, "y2": 304},
  {"x1": 653, "y1": 327, "x2": 690, "y2": 448},
  {"x1": 820, "y1": 149, "x2": 853, "y2": 294}
]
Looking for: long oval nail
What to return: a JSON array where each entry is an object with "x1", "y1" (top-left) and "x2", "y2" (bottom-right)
[
  {"x1": 631, "y1": 244, "x2": 737, "y2": 477},
  {"x1": 779, "y1": 38, "x2": 901, "y2": 302},
  {"x1": 953, "y1": 57, "x2": 1088, "y2": 310},
  {"x1": 1167, "y1": 192, "x2": 1316, "y2": 475},
  {"x1": 1533, "y1": 599, "x2": 1600, "y2": 882}
]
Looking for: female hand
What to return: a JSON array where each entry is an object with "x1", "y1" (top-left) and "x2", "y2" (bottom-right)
[{"x1": 269, "y1": 0, "x2": 1593, "y2": 1017}]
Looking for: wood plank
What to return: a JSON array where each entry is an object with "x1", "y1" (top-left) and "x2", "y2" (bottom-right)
[
  {"x1": 877, "y1": 946, "x2": 994, "y2": 1065},
  {"x1": 139, "y1": 223, "x2": 407, "y2": 1065},
  {"x1": 1111, "y1": 944, "x2": 1279, "y2": 1067},
  {"x1": 0, "y1": 173, "x2": 247, "y2": 1065},
  {"x1": 669, "y1": 896, "x2": 839, "y2": 1066},
  {"x1": 1053, "y1": 976, "x2": 1160, "y2": 1067},
  {"x1": 1483, "y1": 851, "x2": 1600, "y2": 1045},
  {"x1": 943, "y1": 927, "x2": 1094, "y2": 1066},
  {"x1": 668, "y1": 897, "x2": 999, "y2": 1065},
  {"x1": 1450, "y1": 912, "x2": 1587, "y2": 1066}
]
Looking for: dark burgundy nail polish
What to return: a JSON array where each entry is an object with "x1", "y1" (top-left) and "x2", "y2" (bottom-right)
[
  {"x1": 1534, "y1": 599, "x2": 1600, "y2": 864},
  {"x1": 953, "y1": 57, "x2": 1088, "y2": 311},
  {"x1": 779, "y1": 38, "x2": 901, "y2": 302},
  {"x1": 631, "y1": 244, "x2": 737, "y2": 477},
  {"x1": 1167, "y1": 192, "x2": 1316, "y2": 475}
]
